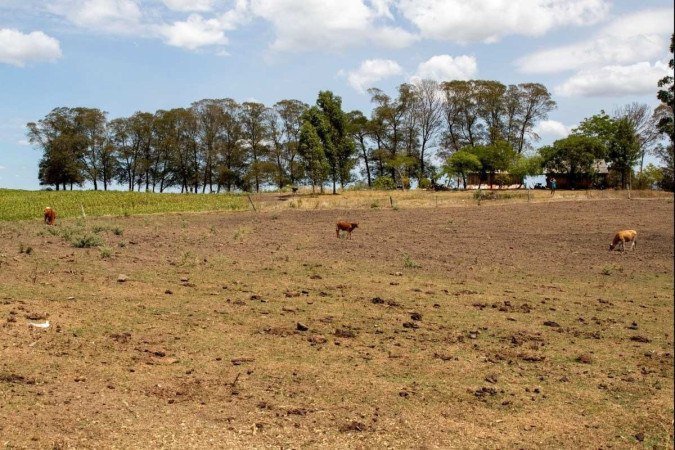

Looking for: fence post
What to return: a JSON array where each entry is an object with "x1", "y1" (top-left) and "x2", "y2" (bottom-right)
[{"x1": 247, "y1": 194, "x2": 257, "y2": 212}]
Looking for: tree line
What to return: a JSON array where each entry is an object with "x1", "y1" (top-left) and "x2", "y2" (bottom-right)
[
  {"x1": 27, "y1": 79, "x2": 560, "y2": 193},
  {"x1": 28, "y1": 36, "x2": 674, "y2": 193}
]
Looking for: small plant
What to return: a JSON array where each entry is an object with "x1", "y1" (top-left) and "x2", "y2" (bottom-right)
[
  {"x1": 71, "y1": 233, "x2": 104, "y2": 248},
  {"x1": 392, "y1": 205, "x2": 400, "y2": 211},
  {"x1": 601, "y1": 265, "x2": 613, "y2": 276},
  {"x1": 271, "y1": 214, "x2": 279, "y2": 220},
  {"x1": 112, "y1": 226, "x2": 124, "y2": 236},
  {"x1": 233, "y1": 226, "x2": 251, "y2": 242},
  {"x1": 99, "y1": 246, "x2": 113, "y2": 258},
  {"x1": 92, "y1": 225, "x2": 108, "y2": 234},
  {"x1": 370, "y1": 200, "x2": 380, "y2": 209},
  {"x1": 19, "y1": 244, "x2": 33, "y2": 255},
  {"x1": 123, "y1": 210, "x2": 131, "y2": 217},
  {"x1": 118, "y1": 241, "x2": 127, "y2": 248},
  {"x1": 402, "y1": 253, "x2": 421, "y2": 269}
]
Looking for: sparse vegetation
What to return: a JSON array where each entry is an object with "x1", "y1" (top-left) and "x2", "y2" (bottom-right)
[{"x1": 0, "y1": 194, "x2": 672, "y2": 449}]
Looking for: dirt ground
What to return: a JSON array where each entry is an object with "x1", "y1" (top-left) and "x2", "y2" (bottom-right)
[{"x1": 0, "y1": 197, "x2": 673, "y2": 449}]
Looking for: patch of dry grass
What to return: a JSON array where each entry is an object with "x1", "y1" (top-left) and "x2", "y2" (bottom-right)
[{"x1": 0, "y1": 198, "x2": 672, "y2": 448}]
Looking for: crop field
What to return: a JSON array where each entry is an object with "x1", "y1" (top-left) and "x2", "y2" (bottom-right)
[{"x1": 0, "y1": 191, "x2": 673, "y2": 449}]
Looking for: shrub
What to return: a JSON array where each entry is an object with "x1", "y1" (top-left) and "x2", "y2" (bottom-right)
[
  {"x1": 71, "y1": 233, "x2": 104, "y2": 248},
  {"x1": 418, "y1": 178, "x2": 432, "y2": 190},
  {"x1": 373, "y1": 176, "x2": 396, "y2": 191}
]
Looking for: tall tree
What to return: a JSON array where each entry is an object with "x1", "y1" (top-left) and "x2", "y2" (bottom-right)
[
  {"x1": 274, "y1": 99, "x2": 308, "y2": 187},
  {"x1": 348, "y1": 110, "x2": 374, "y2": 187},
  {"x1": 27, "y1": 107, "x2": 85, "y2": 190},
  {"x1": 412, "y1": 79, "x2": 443, "y2": 180},
  {"x1": 74, "y1": 107, "x2": 109, "y2": 190},
  {"x1": 613, "y1": 103, "x2": 659, "y2": 171},
  {"x1": 608, "y1": 118, "x2": 640, "y2": 189},
  {"x1": 511, "y1": 83, "x2": 556, "y2": 154},
  {"x1": 315, "y1": 91, "x2": 356, "y2": 193},
  {"x1": 440, "y1": 80, "x2": 483, "y2": 155},
  {"x1": 298, "y1": 121, "x2": 329, "y2": 192},
  {"x1": 240, "y1": 102, "x2": 271, "y2": 192}
]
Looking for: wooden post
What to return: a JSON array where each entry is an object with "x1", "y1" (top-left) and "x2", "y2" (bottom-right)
[
  {"x1": 389, "y1": 196, "x2": 393, "y2": 208},
  {"x1": 247, "y1": 194, "x2": 257, "y2": 212},
  {"x1": 628, "y1": 171, "x2": 632, "y2": 199},
  {"x1": 527, "y1": 188, "x2": 531, "y2": 203}
]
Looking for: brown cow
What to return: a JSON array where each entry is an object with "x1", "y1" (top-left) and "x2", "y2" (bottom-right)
[
  {"x1": 336, "y1": 221, "x2": 358, "y2": 239},
  {"x1": 609, "y1": 229, "x2": 637, "y2": 252},
  {"x1": 43, "y1": 207, "x2": 57, "y2": 225}
]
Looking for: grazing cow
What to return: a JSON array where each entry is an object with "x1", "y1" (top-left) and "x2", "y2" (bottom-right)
[
  {"x1": 336, "y1": 221, "x2": 358, "y2": 239},
  {"x1": 43, "y1": 207, "x2": 57, "y2": 225},
  {"x1": 609, "y1": 229, "x2": 637, "y2": 252}
]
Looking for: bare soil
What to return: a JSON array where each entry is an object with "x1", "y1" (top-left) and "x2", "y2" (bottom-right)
[{"x1": 1, "y1": 197, "x2": 673, "y2": 449}]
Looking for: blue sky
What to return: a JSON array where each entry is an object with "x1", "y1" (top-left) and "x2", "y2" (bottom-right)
[{"x1": 1, "y1": 0, "x2": 673, "y2": 190}]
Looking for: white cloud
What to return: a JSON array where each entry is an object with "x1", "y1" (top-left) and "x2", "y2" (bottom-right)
[
  {"x1": 250, "y1": 0, "x2": 416, "y2": 52},
  {"x1": 554, "y1": 61, "x2": 671, "y2": 97},
  {"x1": 533, "y1": 120, "x2": 572, "y2": 140},
  {"x1": 346, "y1": 59, "x2": 403, "y2": 93},
  {"x1": 48, "y1": 0, "x2": 143, "y2": 34},
  {"x1": 160, "y1": 14, "x2": 228, "y2": 49},
  {"x1": 0, "y1": 29, "x2": 62, "y2": 67},
  {"x1": 397, "y1": 0, "x2": 609, "y2": 43},
  {"x1": 163, "y1": 0, "x2": 213, "y2": 12},
  {"x1": 517, "y1": 8, "x2": 674, "y2": 74},
  {"x1": 411, "y1": 54, "x2": 477, "y2": 83},
  {"x1": 17, "y1": 139, "x2": 30, "y2": 146}
]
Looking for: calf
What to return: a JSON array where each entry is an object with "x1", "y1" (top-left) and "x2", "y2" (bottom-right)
[
  {"x1": 609, "y1": 229, "x2": 637, "y2": 252},
  {"x1": 43, "y1": 207, "x2": 57, "y2": 225},
  {"x1": 336, "y1": 221, "x2": 358, "y2": 239}
]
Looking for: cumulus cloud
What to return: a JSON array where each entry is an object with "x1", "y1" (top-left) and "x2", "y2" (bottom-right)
[
  {"x1": 250, "y1": 0, "x2": 416, "y2": 52},
  {"x1": 554, "y1": 61, "x2": 671, "y2": 97},
  {"x1": 533, "y1": 120, "x2": 573, "y2": 140},
  {"x1": 397, "y1": 0, "x2": 609, "y2": 43},
  {"x1": 346, "y1": 59, "x2": 403, "y2": 93},
  {"x1": 411, "y1": 55, "x2": 477, "y2": 83},
  {"x1": 163, "y1": 0, "x2": 213, "y2": 12},
  {"x1": 517, "y1": 8, "x2": 674, "y2": 74},
  {"x1": 48, "y1": 0, "x2": 143, "y2": 34},
  {"x1": 159, "y1": 14, "x2": 228, "y2": 49},
  {"x1": 0, "y1": 29, "x2": 62, "y2": 67}
]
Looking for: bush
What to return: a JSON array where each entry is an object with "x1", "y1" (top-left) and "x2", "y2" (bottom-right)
[
  {"x1": 71, "y1": 233, "x2": 104, "y2": 248},
  {"x1": 373, "y1": 176, "x2": 396, "y2": 190},
  {"x1": 418, "y1": 178, "x2": 432, "y2": 190}
]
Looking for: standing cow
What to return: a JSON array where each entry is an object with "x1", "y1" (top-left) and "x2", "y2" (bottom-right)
[
  {"x1": 43, "y1": 207, "x2": 57, "y2": 225},
  {"x1": 336, "y1": 221, "x2": 358, "y2": 239}
]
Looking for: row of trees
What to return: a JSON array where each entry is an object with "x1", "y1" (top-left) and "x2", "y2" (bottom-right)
[
  {"x1": 28, "y1": 34, "x2": 673, "y2": 193},
  {"x1": 28, "y1": 79, "x2": 558, "y2": 193},
  {"x1": 445, "y1": 34, "x2": 674, "y2": 191}
]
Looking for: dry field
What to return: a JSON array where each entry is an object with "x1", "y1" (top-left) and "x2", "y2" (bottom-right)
[{"x1": 0, "y1": 195, "x2": 673, "y2": 449}]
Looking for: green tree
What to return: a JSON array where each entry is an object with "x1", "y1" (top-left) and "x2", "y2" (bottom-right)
[
  {"x1": 240, "y1": 102, "x2": 272, "y2": 192},
  {"x1": 298, "y1": 121, "x2": 329, "y2": 192},
  {"x1": 73, "y1": 107, "x2": 110, "y2": 190},
  {"x1": 509, "y1": 154, "x2": 543, "y2": 188},
  {"x1": 27, "y1": 107, "x2": 85, "y2": 190},
  {"x1": 655, "y1": 33, "x2": 674, "y2": 190},
  {"x1": 444, "y1": 150, "x2": 481, "y2": 189},
  {"x1": 347, "y1": 110, "x2": 374, "y2": 187},
  {"x1": 539, "y1": 135, "x2": 605, "y2": 189},
  {"x1": 607, "y1": 118, "x2": 640, "y2": 189}
]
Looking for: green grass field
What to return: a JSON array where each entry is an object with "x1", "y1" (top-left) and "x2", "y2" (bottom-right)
[{"x1": 0, "y1": 189, "x2": 248, "y2": 221}]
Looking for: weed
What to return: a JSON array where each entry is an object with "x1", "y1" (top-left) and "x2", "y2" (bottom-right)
[
  {"x1": 118, "y1": 241, "x2": 127, "y2": 248},
  {"x1": 18, "y1": 244, "x2": 33, "y2": 255},
  {"x1": 392, "y1": 205, "x2": 400, "y2": 211},
  {"x1": 371, "y1": 200, "x2": 380, "y2": 209},
  {"x1": 112, "y1": 227, "x2": 124, "y2": 236},
  {"x1": 99, "y1": 246, "x2": 113, "y2": 258},
  {"x1": 402, "y1": 253, "x2": 421, "y2": 269},
  {"x1": 233, "y1": 226, "x2": 251, "y2": 242},
  {"x1": 71, "y1": 233, "x2": 104, "y2": 249},
  {"x1": 271, "y1": 214, "x2": 279, "y2": 220},
  {"x1": 209, "y1": 225, "x2": 217, "y2": 234},
  {"x1": 92, "y1": 225, "x2": 108, "y2": 234}
]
